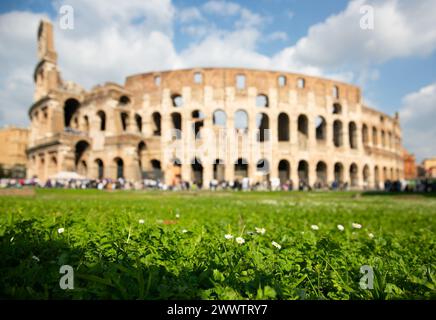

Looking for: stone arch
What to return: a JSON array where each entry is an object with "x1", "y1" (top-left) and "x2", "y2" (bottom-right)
[
  {"x1": 315, "y1": 116, "x2": 326, "y2": 141},
  {"x1": 372, "y1": 126, "x2": 378, "y2": 146},
  {"x1": 350, "y1": 163, "x2": 359, "y2": 187},
  {"x1": 333, "y1": 120, "x2": 343, "y2": 147},
  {"x1": 362, "y1": 124, "x2": 369, "y2": 146},
  {"x1": 363, "y1": 165, "x2": 370, "y2": 189},
  {"x1": 135, "y1": 113, "x2": 142, "y2": 133},
  {"x1": 278, "y1": 160, "x2": 290, "y2": 184},
  {"x1": 298, "y1": 114, "x2": 308, "y2": 149},
  {"x1": 152, "y1": 112, "x2": 161, "y2": 136},
  {"x1": 64, "y1": 98, "x2": 80, "y2": 128},
  {"x1": 213, "y1": 109, "x2": 227, "y2": 127},
  {"x1": 171, "y1": 112, "x2": 182, "y2": 140},
  {"x1": 256, "y1": 159, "x2": 270, "y2": 181},
  {"x1": 235, "y1": 110, "x2": 248, "y2": 132},
  {"x1": 171, "y1": 94, "x2": 183, "y2": 107},
  {"x1": 213, "y1": 159, "x2": 225, "y2": 181},
  {"x1": 114, "y1": 157, "x2": 124, "y2": 179},
  {"x1": 191, "y1": 157, "x2": 203, "y2": 187},
  {"x1": 332, "y1": 103, "x2": 342, "y2": 115},
  {"x1": 256, "y1": 112, "x2": 269, "y2": 142},
  {"x1": 349, "y1": 121, "x2": 358, "y2": 149},
  {"x1": 75, "y1": 140, "x2": 90, "y2": 166},
  {"x1": 120, "y1": 112, "x2": 129, "y2": 131},
  {"x1": 334, "y1": 162, "x2": 344, "y2": 183},
  {"x1": 234, "y1": 158, "x2": 248, "y2": 179},
  {"x1": 278, "y1": 113, "x2": 290, "y2": 141},
  {"x1": 192, "y1": 110, "x2": 205, "y2": 138},
  {"x1": 95, "y1": 158, "x2": 104, "y2": 179},
  {"x1": 97, "y1": 110, "x2": 106, "y2": 131},
  {"x1": 374, "y1": 166, "x2": 380, "y2": 189},
  {"x1": 316, "y1": 161, "x2": 327, "y2": 187},
  {"x1": 256, "y1": 94, "x2": 269, "y2": 108},
  {"x1": 298, "y1": 160, "x2": 309, "y2": 186}
]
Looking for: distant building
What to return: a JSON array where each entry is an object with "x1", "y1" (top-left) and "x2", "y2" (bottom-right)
[
  {"x1": 423, "y1": 158, "x2": 436, "y2": 178},
  {"x1": 403, "y1": 149, "x2": 417, "y2": 180},
  {"x1": 0, "y1": 126, "x2": 29, "y2": 178}
]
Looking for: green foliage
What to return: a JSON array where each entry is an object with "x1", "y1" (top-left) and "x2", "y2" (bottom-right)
[{"x1": 0, "y1": 189, "x2": 435, "y2": 299}]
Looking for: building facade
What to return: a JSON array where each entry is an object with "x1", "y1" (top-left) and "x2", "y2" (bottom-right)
[
  {"x1": 27, "y1": 20, "x2": 405, "y2": 189},
  {"x1": 422, "y1": 158, "x2": 436, "y2": 178},
  {"x1": 0, "y1": 126, "x2": 29, "y2": 178}
]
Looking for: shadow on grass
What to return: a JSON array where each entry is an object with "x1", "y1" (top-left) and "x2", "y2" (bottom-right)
[{"x1": 361, "y1": 191, "x2": 436, "y2": 198}]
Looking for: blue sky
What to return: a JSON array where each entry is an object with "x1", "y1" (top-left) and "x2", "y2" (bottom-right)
[{"x1": 0, "y1": 0, "x2": 435, "y2": 161}]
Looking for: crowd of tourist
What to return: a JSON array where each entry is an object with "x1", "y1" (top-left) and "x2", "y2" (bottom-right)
[{"x1": 1, "y1": 176, "x2": 435, "y2": 193}]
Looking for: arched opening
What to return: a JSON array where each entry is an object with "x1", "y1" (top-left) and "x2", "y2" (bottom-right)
[
  {"x1": 374, "y1": 166, "x2": 380, "y2": 189},
  {"x1": 381, "y1": 130, "x2": 386, "y2": 148},
  {"x1": 383, "y1": 167, "x2": 388, "y2": 182},
  {"x1": 171, "y1": 94, "x2": 183, "y2": 107},
  {"x1": 334, "y1": 163, "x2": 344, "y2": 184},
  {"x1": 234, "y1": 158, "x2": 248, "y2": 179},
  {"x1": 235, "y1": 110, "x2": 248, "y2": 133},
  {"x1": 278, "y1": 160, "x2": 290, "y2": 184},
  {"x1": 256, "y1": 113, "x2": 269, "y2": 142},
  {"x1": 333, "y1": 86, "x2": 339, "y2": 99},
  {"x1": 256, "y1": 159, "x2": 270, "y2": 181},
  {"x1": 333, "y1": 120, "x2": 343, "y2": 147},
  {"x1": 388, "y1": 132, "x2": 392, "y2": 149},
  {"x1": 298, "y1": 160, "x2": 309, "y2": 186},
  {"x1": 120, "y1": 112, "x2": 129, "y2": 131},
  {"x1": 278, "y1": 113, "x2": 289, "y2": 141},
  {"x1": 137, "y1": 141, "x2": 147, "y2": 175},
  {"x1": 213, "y1": 159, "x2": 225, "y2": 181},
  {"x1": 152, "y1": 112, "x2": 161, "y2": 136},
  {"x1": 372, "y1": 127, "x2": 378, "y2": 146},
  {"x1": 97, "y1": 111, "x2": 106, "y2": 131},
  {"x1": 95, "y1": 159, "x2": 104, "y2": 179},
  {"x1": 316, "y1": 161, "x2": 327, "y2": 188},
  {"x1": 256, "y1": 94, "x2": 269, "y2": 108},
  {"x1": 297, "y1": 78, "x2": 305, "y2": 89},
  {"x1": 64, "y1": 98, "x2": 80, "y2": 128},
  {"x1": 298, "y1": 115, "x2": 308, "y2": 148},
  {"x1": 191, "y1": 158, "x2": 203, "y2": 187},
  {"x1": 75, "y1": 140, "x2": 90, "y2": 166},
  {"x1": 213, "y1": 110, "x2": 227, "y2": 127},
  {"x1": 362, "y1": 124, "x2": 369, "y2": 146},
  {"x1": 114, "y1": 157, "x2": 124, "y2": 179},
  {"x1": 332, "y1": 103, "x2": 342, "y2": 115},
  {"x1": 77, "y1": 160, "x2": 87, "y2": 177},
  {"x1": 119, "y1": 95, "x2": 131, "y2": 106},
  {"x1": 278, "y1": 75, "x2": 287, "y2": 87},
  {"x1": 83, "y1": 115, "x2": 90, "y2": 132},
  {"x1": 135, "y1": 114, "x2": 142, "y2": 133},
  {"x1": 350, "y1": 163, "x2": 358, "y2": 187},
  {"x1": 192, "y1": 110, "x2": 204, "y2": 139},
  {"x1": 349, "y1": 122, "x2": 358, "y2": 149},
  {"x1": 315, "y1": 116, "x2": 326, "y2": 141},
  {"x1": 48, "y1": 156, "x2": 57, "y2": 178},
  {"x1": 171, "y1": 112, "x2": 182, "y2": 140},
  {"x1": 363, "y1": 165, "x2": 370, "y2": 189},
  {"x1": 150, "y1": 160, "x2": 163, "y2": 180}
]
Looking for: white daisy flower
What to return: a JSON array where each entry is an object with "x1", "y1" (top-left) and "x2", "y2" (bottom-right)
[
  {"x1": 175, "y1": 213, "x2": 180, "y2": 219},
  {"x1": 368, "y1": 233, "x2": 374, "y2": 239},
  {"x1": 311, "y1": 225, "x2": 319, "y2": 231},
  {"x1": 235, "y1": 237, "x2": 245, "y2": 245},
  {"x1": 255, "y1": 227, "x2": 266, "y2": 235},
  {"x1": 181, "y1": 229, "x2": 188, "y2": 233},
  {"x1": 337, "y1": 224, "x2": 345, "y2": 231},
  {"x1": 271, "y1": 241, "x2": 282, "y2": 249},
  {"x1": 138, "y1": 219, "x2": 145, "y2": 224},
  {"x1": 224, "y1": 234, "x2": 233, "y2": 240},
  {"x1": 352, "y1": 223, "x2": 362, "y2": 229},
  {"x1": 57, "y1": 228, "x2": 65, "y2": 234},
  {"x1": 32, "y1": 255, "x2": 40, "y2": 262}
]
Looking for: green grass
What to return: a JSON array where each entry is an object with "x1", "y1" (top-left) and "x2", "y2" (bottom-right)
[{"x1": 0, "y1": 189, "x2": 435, "y2": 299}]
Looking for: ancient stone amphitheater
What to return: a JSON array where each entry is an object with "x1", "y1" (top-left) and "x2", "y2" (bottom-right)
[{"x1": 27, "y1": 20, "x2": 404, "y2": 189}]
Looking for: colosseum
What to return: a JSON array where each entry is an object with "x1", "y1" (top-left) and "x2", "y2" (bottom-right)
[{"x1": 27, "y1": 20, "x2": 404, "y2": 189}]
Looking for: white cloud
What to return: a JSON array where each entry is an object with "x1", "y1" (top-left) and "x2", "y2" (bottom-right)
[
  {"x1": 266, "y1": 31, "x2": 288, "y2": 42},
  {"x1": 178, "y1": 7, "x2": 204, "y2": 24},
  {"x1": 203, "y1": 1, "x2": 241, "y2": 16},
  {"x1": 400, "y1": 83, "x2": 436, "y2": 161}
]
